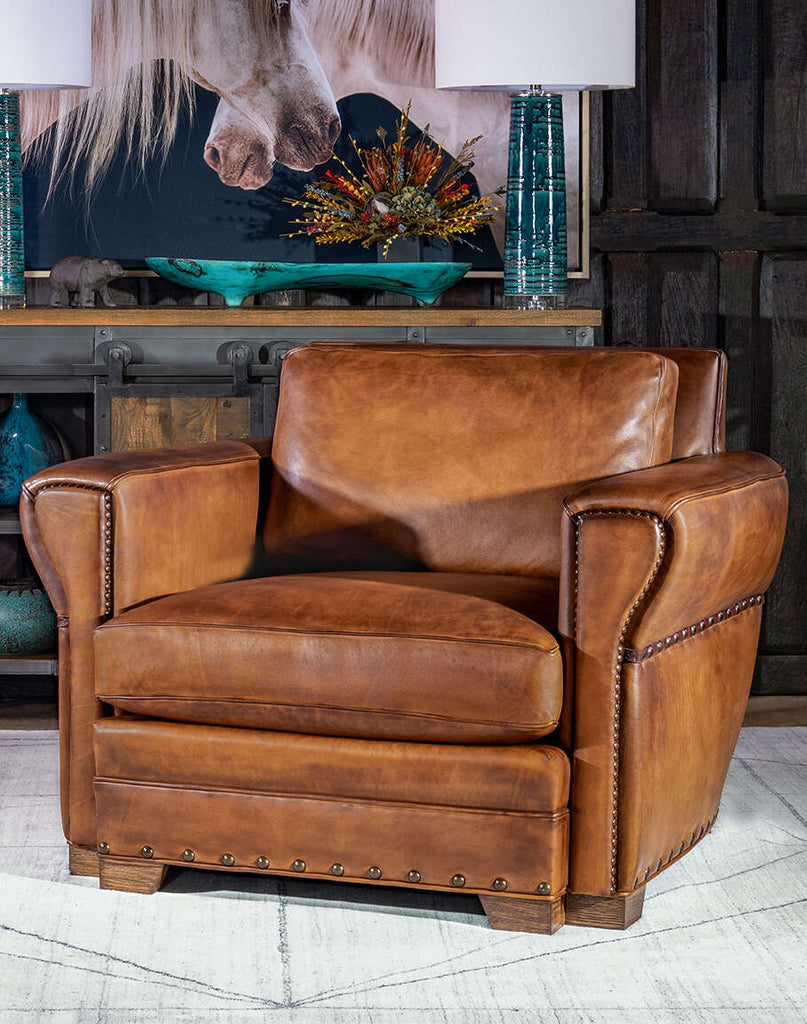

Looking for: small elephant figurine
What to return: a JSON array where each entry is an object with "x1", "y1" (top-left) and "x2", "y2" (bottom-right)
[{"x1": 49, "y1": 257, "x2": 126, "y2": 308}]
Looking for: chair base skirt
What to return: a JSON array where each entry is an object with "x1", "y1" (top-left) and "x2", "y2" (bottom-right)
[
  {"x1": 68, "y1": 843, "x2": 100, "y2": 878},
  {"x1": 480, "y1": 894, "x2": 565, "y2": 934}
]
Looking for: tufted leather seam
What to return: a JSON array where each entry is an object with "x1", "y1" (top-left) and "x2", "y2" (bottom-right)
[
  {"x1": 99, "y1": 695, "x2": 559, "y2": 732},
  {"x1": 94, "y1": 777, "x2": 570, "y2": 818},
  {"x1": 97, "y1": 619, "x2": 561, "y2": 654},
  {"x1": 623, "y1": 594, "x2": 764, "y2": 663},
  {"x1": 573, "y1": 509, "x2": 667, "y2": 895},
  {"x1": 31, "y1": 482, "x2": 114, "y2": 619}
]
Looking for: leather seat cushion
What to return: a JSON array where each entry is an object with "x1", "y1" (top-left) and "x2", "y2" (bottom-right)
[{"x1": 94, "y1": 571, "x2": 563, "y2": 743}]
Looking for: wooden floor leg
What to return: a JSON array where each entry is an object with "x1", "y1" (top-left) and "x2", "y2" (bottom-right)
[
  {"x1": 480, "y1": 895, "x2": 565, "y2": 934},
  {"x1": 68, "y1": 844, "x2": 100, "y2": 878},
  {"x1": 565, "y1": 888, "x2": 645, "y2": 930},
  {"x1": 99, "y1": 856, "x2": 168, "y2": 894}
]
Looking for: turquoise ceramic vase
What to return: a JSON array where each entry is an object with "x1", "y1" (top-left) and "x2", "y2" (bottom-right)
[
  {"x1": 503, "y1": 89, "x2": 568, "y2": 309},
  {"x1": 0, "y1": 394, "x2": 64, "y2": 506},
  {"x1": 0, "y1": 579, "x2": 58, "y2": 655},
  {"x1": 0, "y1": 90, "x2": 25, "y2": 309}
]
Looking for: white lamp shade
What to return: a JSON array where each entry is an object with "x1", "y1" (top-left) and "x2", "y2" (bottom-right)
[
  {"x1": 434, "y1": 0, "x2": 635, "y2": 91},
  {"x1": 0, "y1": 0, "x2": 92, "y2": 89}
]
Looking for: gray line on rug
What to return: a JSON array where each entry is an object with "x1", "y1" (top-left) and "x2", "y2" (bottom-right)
[
  {"x1": 292, "y1": 897, "x2": 807, "y2": 1009},
  {"x1": 736, "y1": 759, "x2": 807, "y2": 830},
  {"x1": 0, "y1": 923, "x2": 283, "y2": 1008}
]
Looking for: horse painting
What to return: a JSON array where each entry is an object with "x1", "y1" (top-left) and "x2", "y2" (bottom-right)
[{"x1": 21, "y1": 0, "x2": 581, "y2": 264}]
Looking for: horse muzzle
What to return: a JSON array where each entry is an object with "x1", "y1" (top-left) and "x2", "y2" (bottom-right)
[{"x1": 275, "y1": 114, "x2": 341, "y2": 171}]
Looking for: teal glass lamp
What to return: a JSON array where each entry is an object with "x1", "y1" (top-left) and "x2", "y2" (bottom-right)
[
  {"x1": 0, "y1": 0, "x2": 92, "y2": 309},
  {"x1": 435, "y1": 0, "x2": 635, "y2": 309}
]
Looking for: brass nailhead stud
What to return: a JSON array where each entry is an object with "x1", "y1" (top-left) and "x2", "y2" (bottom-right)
[
  {"x1": 492, "y1": 878, "x2": 508, "y2": 891},
  {"x1": 451, "y1": 873, "x2": 466, "y2": 888},
  {"x1": 644, "y1": 867, "x2": 651, "y2": 880},
  {"x1": 221, "y1": 853, "x2": 235, "y2": 867},
  {"x1": 140, "y1": 845, "x2": 154, "y2": 859},
  {"x1": 292, "y1": 859, "x2": 306, "y2": 872},
  {"x1": 97, "y1": 842, "x2": 110, "y2": 856},
  {"x1": 368, "y1": 865, "x2": 382, "y2": 880},
  {"x1": 182, "y1": 849, "x2": 195, "y2": 862},
  {"x1": 331, "y1": 863, "x2": 344, "y2": 876},
  {"x1": 256, "y1": 856, "x2": 269, "y2": 870},
  {"x1": 537, "y1": 882, "x2": 551, "y2": 896},
  {"x1": 407, "y1": 870, "x2": 421, "y2": 884},
  {"x1": 657, "y1": 858, "x2": 663, "y2": 872}
]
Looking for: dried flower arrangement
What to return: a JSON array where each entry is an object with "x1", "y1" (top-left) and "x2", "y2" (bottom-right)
[{"x1": 284, "y1": 105, "x2": 498, "y2": 257}]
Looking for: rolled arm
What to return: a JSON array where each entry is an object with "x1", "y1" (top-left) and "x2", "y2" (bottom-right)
[
  {"x1": 558, "y1": 452, "x2": 787, "y2": 899},
  {"x1": 20, "y1": 441, "x2": 262, "y2": 847}
]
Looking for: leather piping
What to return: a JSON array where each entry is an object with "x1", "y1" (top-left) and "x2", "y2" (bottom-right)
[
  {"x1": 101, "y1": 696, "x2": 559, "y2": 733},
  {"x1": 31, "y1": 483, "x2": 114, "y2": 618},
  {"x1": 98, "y1": 619, "x2": 561, "y2": 654},
  {"x1": 94, "y1": 777, "x2": 570, "y2": 819},
  {"x1": 623, "y1": 594, "x2": 765, "y2": 664},
  {"x1": 573, "y1": 509, "x2": 667, "y2": 895}
]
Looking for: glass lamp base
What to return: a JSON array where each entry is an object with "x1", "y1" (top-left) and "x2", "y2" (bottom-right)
[
  {"x1": 0, "y1": 293, "x2": 25, "y2": 310},
  {"x1": 503, "y1": 292, "x2": 567, "y2": 311}
]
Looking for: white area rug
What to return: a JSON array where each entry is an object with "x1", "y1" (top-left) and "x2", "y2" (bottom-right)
[{"x1": 1, "y1": 728, "x2": 805, "y2": 1023}]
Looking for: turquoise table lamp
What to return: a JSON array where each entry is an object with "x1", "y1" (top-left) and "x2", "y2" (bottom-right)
[
  {"x1": 435, "y1": 0, "x2": 635, "y2": 309},
  {"x1": 0, "y1": 0, "x2": 92, "y2": 309}
]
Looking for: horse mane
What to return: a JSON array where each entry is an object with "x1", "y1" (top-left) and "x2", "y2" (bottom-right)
[
  {"x1": 306, "y1": 0, "x2": 433, "y2": 86},
  {"x1": 22, "y1": 0, "x2": 288, "y2": 197}
]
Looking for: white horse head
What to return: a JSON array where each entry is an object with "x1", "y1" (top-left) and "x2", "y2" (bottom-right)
[
  {"x1": 194, "y1": 0, "x2": 340, "y2": 187},
  {"x1": 22, "y1": 0, "x2": 339, "y2": 194}
]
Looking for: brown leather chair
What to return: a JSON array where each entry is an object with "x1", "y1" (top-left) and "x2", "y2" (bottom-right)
[{"x1": 20, "y1": 344, "x2": 787, "y2": 934}]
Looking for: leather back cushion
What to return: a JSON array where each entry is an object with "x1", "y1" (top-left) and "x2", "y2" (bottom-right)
[
  {"x1": 654, "y1": 348, "x2": 726, "y2": 458},
  {"x1": 262, "y1": 345, "x2": 679, "y2": 577}
]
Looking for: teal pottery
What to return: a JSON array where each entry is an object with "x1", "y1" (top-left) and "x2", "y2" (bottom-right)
[
  {"x1": 0, "y1": 579, "x2": 57, "y2": 655},
  {"x1": 0, "y1": 90, "x2": 25, "y2": 308},
  {"x1": 503, "y1": 90, "x2": 567, "y2": 308},
  {"x1": 146, "y1": 258, "x2": 471, "y2": 307},
  {"x1": 0, "y1": 395, "x2": 64, "y2": 506}
]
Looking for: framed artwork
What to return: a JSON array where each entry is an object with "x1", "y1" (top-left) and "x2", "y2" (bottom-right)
[{"x1": 21, "y1": 0, "x2": 589, "y2": 278}]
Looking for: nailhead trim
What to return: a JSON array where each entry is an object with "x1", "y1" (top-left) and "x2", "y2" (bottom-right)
[
  {"x1": 33, "y1": 483, "x2": 114, "y2": 618},
  {"x1": 574, "y1": 509, "x2": 667, "y2": 895},
  {"x1": 623, "y1": 595, "x2": 764, "y2": 664},
  {"x1": 633, "y1": 810, "x2": 718, "y2": 890}
]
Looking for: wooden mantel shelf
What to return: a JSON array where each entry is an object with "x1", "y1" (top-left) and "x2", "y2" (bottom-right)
[{"x1": 0, "y1": 307, "x2": 601, "y2": 328}]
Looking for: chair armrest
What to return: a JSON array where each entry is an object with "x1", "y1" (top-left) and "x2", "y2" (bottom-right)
[
  {"x1": 20, "y1": 441, "x2": 262, "y2": 847},
  {"x1": 558, "y1": 452, "x2": 787, "y2": 898}
]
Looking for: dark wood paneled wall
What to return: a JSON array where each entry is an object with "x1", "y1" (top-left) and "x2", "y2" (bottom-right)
[{"x1": 582, "y1": 0, "x2": 807, "y2": 693}]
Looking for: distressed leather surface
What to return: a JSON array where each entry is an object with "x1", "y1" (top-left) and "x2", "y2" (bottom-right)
[
  {"x1": 95, "y1": 572, "x2": 563, "y2": 743},
  {"x1": 653, "y1": 348, "x2": 726, "y2": 458},
  {"x1": 559, "y1": 451, "x2": 788, "y2": 896},
  {"x1": 263, "y1": 345, "x2": 678, "y2": 577},
  {"x1": 19, "y1": 442, "x2": 260, "y2": 846},
  {"x1": 94, "y1": 719, "x2": 570, "y2": 813},
  {"x1": 93, "y1": 721, "x2": 570, "y2": 896}
]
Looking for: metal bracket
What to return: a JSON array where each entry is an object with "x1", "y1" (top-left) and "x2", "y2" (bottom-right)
[
  {"x1": 224, "y1": 342, "x2": 253, "y2": 395},
  {"x1": 103, "y1": 342, "x2": 133, "y2": 386}
]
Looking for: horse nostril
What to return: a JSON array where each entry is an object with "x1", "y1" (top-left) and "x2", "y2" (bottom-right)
[
  {"x1": 204, "y1": 144, "x2": 221, "y2": 170},
  {"x1": 328, "y1": 115, "x2": 341, "y2": 146}
]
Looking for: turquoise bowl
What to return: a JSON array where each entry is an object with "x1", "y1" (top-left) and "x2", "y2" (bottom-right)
[{"x1": 145, "y1": 258, "x2": 472, "y2": 307}]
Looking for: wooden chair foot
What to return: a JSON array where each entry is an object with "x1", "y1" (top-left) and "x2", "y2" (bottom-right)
[
  {"x1": 480, "y1": 894, "x2": 565, "y2": 934},
  {"x1": 99, "y1": 856, "x2": 168, "y2": 894},
  {"x1": 68, "y1": 844, "x2": 100, "y2": 878},
  {"x1": 565, "y1": 888, "x2": 645, "y2": 930}
]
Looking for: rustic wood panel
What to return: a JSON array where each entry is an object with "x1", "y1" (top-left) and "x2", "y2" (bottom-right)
[
  {"x1": 607, "y1": 0, "x2": 648, "y2": 210},
  {"x1": 607, "y1": 253, "x2": 648, "y2": 348},
  {"x1": 110, "y1": 396, "x2": 250, "y2": 452},
  {"x1": 763, "y1": 0, "x2": 807, "y2": 208},
  {"x1": 720, "y1": 0, "x2": 760, "y2": 207},
  {"x1": 653, "y1": 252, "x2": 719, "y2": 349},
  {"x1": 758, "y1": 256, "x2": 807, "y2": 655},
  {"x1": 719, "y1": 251, "x2": 759, "y2": 451},
  {"x1": 648, "y1": 0, "x2": 719, "y2": 210}
]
